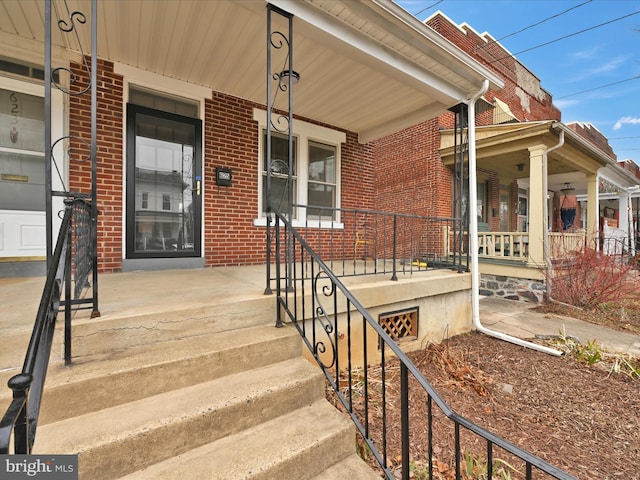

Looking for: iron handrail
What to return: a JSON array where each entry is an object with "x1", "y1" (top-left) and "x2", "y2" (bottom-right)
[
  {"x1": 269, "y1": 207, "x2": 575, "y2": 480},
  {"x1": 265, "y1": 204, "x2": 466, "y2": 292},
  {"x1": 0, "y1": 199, "x2": 94, "y2": 454}
]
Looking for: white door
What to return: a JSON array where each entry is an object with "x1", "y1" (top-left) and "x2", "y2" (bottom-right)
[{"x1": 0, "y1": 77, "x2": 64, "y2": 260}]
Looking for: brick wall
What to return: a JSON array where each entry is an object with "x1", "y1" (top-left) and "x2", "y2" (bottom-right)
[
  {"x1": 69, "y1": 68, "x2": 373, "y2": 271},
  {"x1": 619, "y1": 159, "x2": 640, "y2": 179},
  {"x1": 566, "y1": 122, "x2": 617, "y2": 160},
  {"x1": 203, "y1": 93, "x2": 263, "y2": 266},
  {"x1": 426, "y1": 13, "x2": 561, "y2": 124},
  {"x1": 203, "y1": 93, "x2": 374, "y2": 266},
  {"x1": 374, "y1": 119, "x2": 451, "y2": 217},
  {"x1": 373, "y1": 13, "x2": 565, "y2": 231},
  {"x1": 69, "y1": 59, "x2": 124, "y2": 272}
]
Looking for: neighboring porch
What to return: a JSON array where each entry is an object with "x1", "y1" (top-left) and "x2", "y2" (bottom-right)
[{"x1": 440, "y1": 120, "x2": 639, "y2": 300}]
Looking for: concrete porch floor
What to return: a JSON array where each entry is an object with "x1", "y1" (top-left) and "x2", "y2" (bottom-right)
[
  {"x1": 2, "y1": 264, "x2": 639, "y2": 367},
  {"x1": 0, "y1": 263, "x2": 439, "y2": 340}
]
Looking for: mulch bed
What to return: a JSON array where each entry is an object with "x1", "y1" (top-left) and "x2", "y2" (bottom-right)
[{"x1": 330, "y1": 332, "x2": 639, "y2": 479}]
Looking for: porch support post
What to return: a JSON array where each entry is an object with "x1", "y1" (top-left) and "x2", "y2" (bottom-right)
[
  {"x1": 586, "y1": 174, "x2": 599, "y2": 247},
  {"x1": 618, "y1": 191, "x2": 631, "y2": 251},
  {"x1": 527, "y1": 145, "x2": 546, "y2": 267}
]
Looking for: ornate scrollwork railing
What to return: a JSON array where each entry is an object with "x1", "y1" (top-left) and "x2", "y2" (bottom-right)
[{"x1": 269, "y1": 206, "x2": 575, "y2": 480}]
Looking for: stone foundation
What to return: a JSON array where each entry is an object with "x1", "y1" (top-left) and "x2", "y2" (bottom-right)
[{"x1": 479, "y1": 274, "x2": 546, "y2": 303}]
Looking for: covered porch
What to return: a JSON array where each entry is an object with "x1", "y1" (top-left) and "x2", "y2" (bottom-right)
[
  {"x1": 0, "y1": 0, "x2": 505, "y2": 276},
  {"x1": 440, "y1": 120, "x2": 639, "y2": 279}
]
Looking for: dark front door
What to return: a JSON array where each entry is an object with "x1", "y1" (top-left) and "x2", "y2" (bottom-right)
[{"x1": 126, "y1": 104, "x2": 202, "y2": 258}]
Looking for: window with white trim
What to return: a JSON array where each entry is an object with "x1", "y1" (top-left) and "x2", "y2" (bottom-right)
[
  {"x1": 254, "y1": 108, "x2": 345, "y2": 226},
  {"x1": 261, "y1": 131, "x2": 298, "y2": 218},
  {"x1": 307, "y1": 140, "x2": 336, "y2": 220}
]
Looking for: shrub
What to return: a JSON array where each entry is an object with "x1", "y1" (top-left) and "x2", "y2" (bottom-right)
[{"x1": 548, "y1": 243, "x2": 635, "y2": 309}]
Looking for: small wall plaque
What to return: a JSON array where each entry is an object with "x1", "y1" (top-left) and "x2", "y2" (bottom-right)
[{"x1": 216, "y1": 167, "x2": 232, "y2": 186}]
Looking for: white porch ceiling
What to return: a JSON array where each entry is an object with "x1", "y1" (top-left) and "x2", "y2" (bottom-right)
[{"x1": 0, "y1": 0, "x2": 503, "y2": 143}]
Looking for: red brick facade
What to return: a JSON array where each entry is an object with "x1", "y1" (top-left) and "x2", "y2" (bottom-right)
[
  {"x1": 619, "y1": 159, "x2": 640, "y2": 179},
  {"x1": 374, "y1": 13, "x2": 563, "y2": 229},
  {"x1": 69, "y1": 13, "x2": 609, "y2": 272},
  {"x1": 566, "y1": 122, "x2": 617, "y2": 161},
  {"x1": 70, "y1": 61, "x2": 374, "y2": 272},
  {"x1": 374, "y1": 119, "x2": 452, "y2": 218},
  {"x1": 69, "y1": 59, "x2": 124, "y2": 272},
  {"x1": 426, "y1": 14, "x2": 561, "y2": 125}
]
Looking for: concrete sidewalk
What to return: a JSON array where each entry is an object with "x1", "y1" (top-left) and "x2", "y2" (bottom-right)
[{"x1": 479, "y1": 296, "x2": 640, "y2": 357}]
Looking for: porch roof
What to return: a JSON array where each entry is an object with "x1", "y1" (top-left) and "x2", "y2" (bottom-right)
[
  {"x1": 0, "y1": 0, "x2": 503, "y2": 144},
  {"x1": 440, "y1": 120, "x2": 639, "y2": 194}
]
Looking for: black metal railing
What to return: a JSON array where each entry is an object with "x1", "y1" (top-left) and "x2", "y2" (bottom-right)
[
  {"x1": 0, "y1": 198, "x2": 96, "y2": 454},
  {"x1": 64, "y1": 198, "x2": 99, "y2": 318},
  {"x1": 270, "y1": 207, "x2": 575, "y2": 480},
  {"x1": 265, "y1": 204, "x2": 466, "y2": 292}
]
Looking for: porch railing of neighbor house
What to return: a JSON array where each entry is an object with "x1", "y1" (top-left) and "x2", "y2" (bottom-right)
[
  {"x1": 548, "y1": 231, "x2": 586, "y2": 260},
  {"x1": 444, "y1": 227, "x2": 531, "y2": 260},
  {"x1": 269, "y1": 207, "x2": 575, "y2": 480},
  {"x1": 601, "y1": 222, "x2": 631, "y2": 258},
  {"x1": 265, "y1": 204, "x2": 466, "y2": 290},
  {"x1": 0, "y1": 198, "x2": 96, "y2": 454}
]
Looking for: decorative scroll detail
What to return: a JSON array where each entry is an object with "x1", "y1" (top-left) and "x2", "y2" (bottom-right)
[
  {"x1": 312, "y1": 270, "x2": 338, "y2": 369},
  {"x1": 270, "y1": 114, "x2": 291, "y2": 134},
  {"x1": 57, "y1": 9, "x2": 86, "y2": 32},
  {"x1": 268, "y1": 29, "x2": 294, "y2": 134},
  {"x1": 53, "y1": 4, "x2": 91, "y2": 96},
  {"x1": 51, "y1": 65, "x2": 91, "y2": 96},
  {"x1": 50, "y1": 135, "x2": 91, "y2": 193}
]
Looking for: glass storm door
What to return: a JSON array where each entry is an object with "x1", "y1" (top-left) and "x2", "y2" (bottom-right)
[{"x1": 126, "y1": 105, "x2": 202, "y2": 258}]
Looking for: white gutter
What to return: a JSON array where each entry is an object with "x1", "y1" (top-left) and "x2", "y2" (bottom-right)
[
  {"x1": 543, "y1": 130, "x2": 565, "y2": 304},
  {"x1": 467, "y1": 80, "x2": 564, "y2": 357}
]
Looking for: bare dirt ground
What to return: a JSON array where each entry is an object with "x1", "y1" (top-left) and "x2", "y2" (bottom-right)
[{"x1": 335, "y1": 330, "x2": 640, "y2": 480}]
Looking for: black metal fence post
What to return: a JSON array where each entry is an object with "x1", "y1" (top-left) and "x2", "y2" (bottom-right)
[
  {"x1": 64, "y1": 209, "x2": 72, "y2": 365},
  {"x1": 391, "y1": 214, "x2": 398, "y2": 281},
  {"x1": 400, "y1": 363, "x2": 409, "y2": 480},
  {"x1": 265, "y1": 213, "x2": 273, "y2": 295},
  {"x1": 7, "y1": 374, "x2": 32, "y2": 454},
  {"x1": 274, "y1": 219, "x2": 283, "y2": 327}
]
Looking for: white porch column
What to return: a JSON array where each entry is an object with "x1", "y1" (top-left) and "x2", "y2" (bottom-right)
[
  {"x1": 527, "y1": 145, "x2": 546, "y2": 267},
  {"x1": 586, "y1": 174, "x2": 599, "y2": 247},
  {"x1": 619, "y1": 192, "x2": 631, "y2": 249}
]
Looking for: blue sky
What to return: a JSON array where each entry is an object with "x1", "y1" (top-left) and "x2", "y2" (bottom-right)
[{"x1": 395, "y1": 0, "x2": 640, "y2": 165}]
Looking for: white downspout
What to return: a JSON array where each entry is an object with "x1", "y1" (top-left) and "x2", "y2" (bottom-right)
[
  {"x1": 544, "y1": 127, "x2": 564, "y2": 304},
  {"x1": 467, "y1": 81, "x2": 563, "y2": 356}
]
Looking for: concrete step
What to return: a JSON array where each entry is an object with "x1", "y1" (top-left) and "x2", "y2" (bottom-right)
[
  {"x1": 70, "y1": 295, "x2": 276, "y2": 358},
  {"x1": 0, "y1": 295, "x2": 276, "y2": 371},
  {"x1": 117, "y1": 400, "x2": 356, "y2": 480},
  {"x1": 1, "y1": 324, "x2": 302, "y2": 425},
  {"x1": 34, "y1": 357, "x2": 325, "y2": 480}
]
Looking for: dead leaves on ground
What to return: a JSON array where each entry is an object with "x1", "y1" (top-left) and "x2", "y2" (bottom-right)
[{"x1": 414, "y1": 341, "x2": 494, "y2": 397}]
